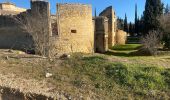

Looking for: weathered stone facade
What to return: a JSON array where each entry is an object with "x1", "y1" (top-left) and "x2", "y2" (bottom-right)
[
  {"x1": 99, "y1": 6, "x2": 117, "y2": 48},
  {"x1": 94, "y1": 16, "x2": 108, "y2": 53},
  {"x1": 0, "y1": 1, "x2": 127, "y2": 55},
  {"x1": 0, "y1": 2, "x2": 26, "y2": 15},
  {"x1": 0, "y1": 0, "x2": 51, "y2": 52},
  {"x1": 116, "y1": 30, "x2": 127, "y2": 45},
  {"x1": 30, "y1": 0, "x2": 52, "y2": 56},
  {"x1": 52, "y1": 3, "x2": 94, "y2": 54},
  {"x1": 0, "y1": 2, "x2": 29, "y2": 50},
  {"x1": 0, "y1": 15, "x2": 33, "y2": 50}
]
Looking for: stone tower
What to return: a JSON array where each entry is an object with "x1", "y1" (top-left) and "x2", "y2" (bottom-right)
[
  {"x1": 94, "y1": 16, "x2": 109, "y2": 53},
  {"x1": 30, "y1": 0, "x2": 52, "y2": 56},
  {"x1": 52, "y1": 3, "x2": 94, "y2": 54},
  {"x1": 99, "y1": 6, "x2": 117, "y2": 48}
]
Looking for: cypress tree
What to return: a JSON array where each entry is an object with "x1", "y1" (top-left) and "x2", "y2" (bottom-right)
[
  {"x1": 135, "y1": 4, "x2": 139, "y2": 35},
  {"x1": 138, "y1": 15, "x2": 145, "y2": 35},
  {"x1": 165, "y1": 4, "x2": 169, "y2": 14},
  {"x1": 117, "y1": 17, "x2": 124, "y2": 30},
  {"x1": 129, "y1": 22, "x2": 134, "y2": 36},
  {"x1": 95, "y1": 8, "x2": 97, "y2": 17},
  {"x1": 124, "y1": 14, "x2": 128, "y2": 32},
  {"x1": 143, "y1": 0, "x2": 164, "y2": 34}
]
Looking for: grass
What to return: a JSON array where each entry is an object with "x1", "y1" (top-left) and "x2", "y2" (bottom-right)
[
  {"x1": 105, "y1": 44, "x2": 143, "y2": 57},
  {"x1": 0, "y1": 49, "x2": 170, "y2": 99},
  {"x1": 109, "y1": 44, "x2": 170, "y2": 57},
  {"x1": 60, "y1": 54, "x2": 170, "y2": 99},
  {"x1": 111, "y1": 44, "x2": 142, "y2": 51}
]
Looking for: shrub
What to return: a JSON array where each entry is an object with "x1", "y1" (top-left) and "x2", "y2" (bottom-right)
[{"x1": 141, "y1": 30, "x2": 162, "y2": 55}]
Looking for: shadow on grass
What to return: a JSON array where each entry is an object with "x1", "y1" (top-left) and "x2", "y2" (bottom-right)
[
  {"x1": 165, "y1": 58, "x2": 170, "y2": 59},
  {"x1": 105, "y1": 50, "x2": 151, "y2": 57},
  {"x1": 111, "y1": 44, "x2": 142, "y2": 51},
  {"x1": 105, "y1": 51, "x2": 130, "y2": 57}
]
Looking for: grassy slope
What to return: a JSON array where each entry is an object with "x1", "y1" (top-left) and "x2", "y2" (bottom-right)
[
  {"x1": 61, "y1": 54, "x2": 170, "y2": 99},
  {"x1": 0, "y1": 45, "x2": 170, "y2": 99},
  {"x1": 51, "y1": 44, "x2": 170, "y2": 99}
]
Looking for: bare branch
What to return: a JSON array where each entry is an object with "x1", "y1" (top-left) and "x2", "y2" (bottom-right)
[{"x1": 13, "y1": 7, "x2": 51, "y2": 57}]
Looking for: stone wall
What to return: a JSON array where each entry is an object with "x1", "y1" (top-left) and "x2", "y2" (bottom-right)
[
  {"x1": 0, "y1": 15, "x2": 33, "y2": 50},
  {"x1": 0, "y1": 1, "x2": 121, "y2": 55},
  {"x1": 52, "y1": 3, "x2": 94, "y2": 54},
  {"x1": 0, "y1": 1, "x2": 51, "y2": 53},
  {"x1": 99, "y1": 6, "x2": 117, "y2": 48},
  {"x1": 30, "y1": 0, "x2": 52, "y2": 56},
  {"x1": 0, "y1": 1, "x2": 94, "y2": 55},
  {"x1": 116, "y1": 30, "x2": 127, "y2": 45},
  {"x1": 94, "y1": 16, "x2": 108, "y2": 53},
  {"x1": 0, "y1": 2, "x2": 26, "y2": 15}
]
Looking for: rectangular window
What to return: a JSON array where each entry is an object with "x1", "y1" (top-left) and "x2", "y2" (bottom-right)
[{"x1": 71, "y1": 30, "x2": 77, "y2": 33}]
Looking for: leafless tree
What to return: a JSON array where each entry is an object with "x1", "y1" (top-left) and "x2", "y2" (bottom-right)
[
  {"x1": 160, "y1": 14, "x2": 170, "y2": 33},
  {"x1": 14, "y1": 8, "x2": 51, "y2": 57},
  {"x1": 159, "y1": 14, "x2": 170, "y2": 49},
  {"x1": 141, "y1": 30, "x2": 162, "y2": 55}
]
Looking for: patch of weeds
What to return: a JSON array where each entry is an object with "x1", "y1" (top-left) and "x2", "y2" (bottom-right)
[
  {"x1": 82, "y1": 56, "x2": 106, "y2": 64},
  {"x1": 105, "y1": 63, "x2": 169, "y2": 92},
  {"x1": 161, "y1": 69, "x2": 170, "y2": 88},
  {"x1": 61, "y1": 55, "x2": 170, "y2": 99},
  {"x1": 72, "y1": 77, "x2": 84, "y2": 88},
  {"x1": 95, "y1": 83, "x2": 100, "y2": 88},
  {"x1": 105, "y1": 63, "x2": 129, "y2": 85}
]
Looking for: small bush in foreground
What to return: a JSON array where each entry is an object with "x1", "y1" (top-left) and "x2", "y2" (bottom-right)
[{"x1": 141, "y1": 30, "x2": 162, "y2": 55}]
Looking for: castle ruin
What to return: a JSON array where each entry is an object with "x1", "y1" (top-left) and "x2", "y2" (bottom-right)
[
  {"x1": 0, "y1": 2, "x2": 26, "y2": 15},
  {"x1": 52, "y1": 3, "x2": 94, "y2": 54},
  {"x1": 99, "y1": 6, "x2": 117, "y2": 48},
  {"x1": 0, "y1": 0, "x2": 127, "y2": 55}
]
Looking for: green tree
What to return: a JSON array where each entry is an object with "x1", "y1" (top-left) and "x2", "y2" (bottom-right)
[
  {"x1": 124, "y1": 14, "x2": 128, "y2": 32},
  {"x1": 165, "y1": 4, "x2": 169, "y2": 14},
  {"x1": 117, "y1": 17, "x2": 124, "y2": 30},
  {"x1": 138, "y1": 15, "x2": 145, "y2": 35},
  {"x1": 143, "y1": 0, "x2": 164, "y2": 34},
  {"x1": 135, "y1": 4, "x2": 139, "y2": 35},
  {"x1": 129, "y1": 22, "x2": 134, "y2": 36}
]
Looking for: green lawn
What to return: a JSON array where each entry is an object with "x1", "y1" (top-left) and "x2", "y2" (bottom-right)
[
  {"x1": 106, "y1": 44, "x2": 143, "y2": 57},
  {"x1": 112, "y1": 44, "x2": 142, "y2": 51}
]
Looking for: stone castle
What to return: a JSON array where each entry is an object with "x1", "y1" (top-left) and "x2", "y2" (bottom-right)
[
  {"x1": 0, "y1": 2, "x2": 26, "y2": 15},
  {"x1": 0, "y1": 0, "x2": 127, "y2": 55}
]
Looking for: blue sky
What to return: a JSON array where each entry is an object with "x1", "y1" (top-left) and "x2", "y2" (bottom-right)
[{"x1": 0, "y1": 0, "x2": 170, "y2": 22}]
